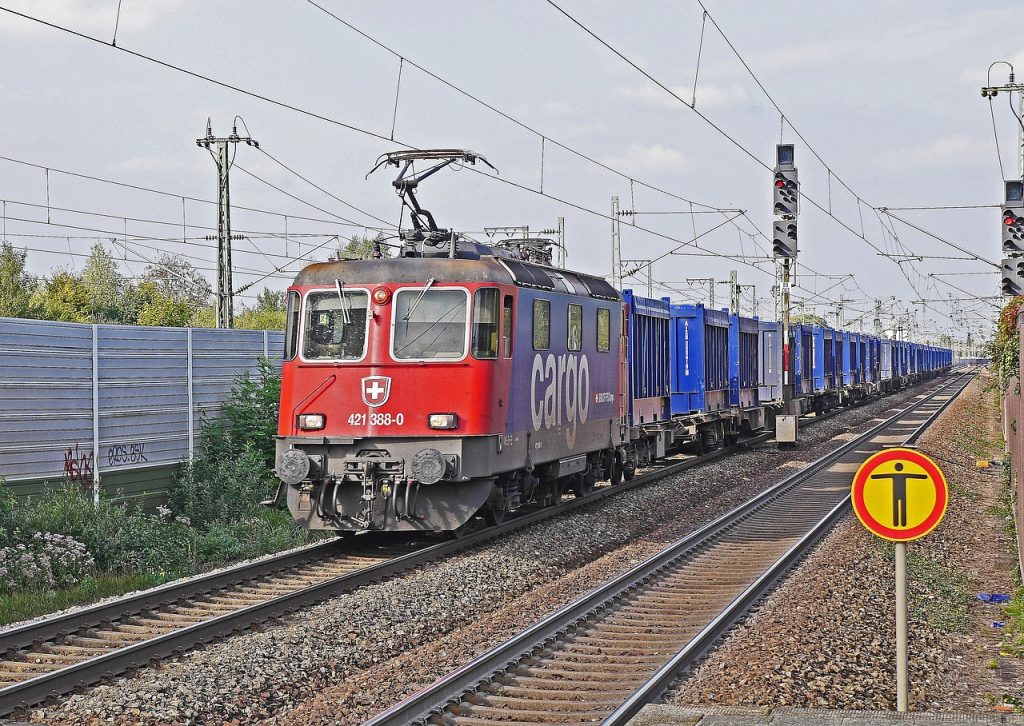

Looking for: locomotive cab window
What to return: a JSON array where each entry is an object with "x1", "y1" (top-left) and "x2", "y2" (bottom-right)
[
  {"x1": 567, "y1": 304, "x2": 582, "y2": 351},
  {"x1": 302, "y1": 289, "x2": 369, "y2": 361},
  {"x1": 596, "y1": 307, "x2": 610, "y2": 352},
  {"x1": 284, "y1": 290, "x2": 300, "y2": 361},
  {"x1": 392, "y1": 287, "x2": 469, "y2": 360},
  {"x1": 532, "y1": 299, "x2": 550, "y2": 350},
  {"x1": 472, "y1": 288, "x2": 500, "y2": 359}
]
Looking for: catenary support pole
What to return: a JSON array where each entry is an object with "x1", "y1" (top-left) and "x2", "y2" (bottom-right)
[
  {"x1": 197, "y1": 120, "x2": 258, "y2": 329},
  {"x1": 611, "y1": 196, "x2": 621, "y2": 289}
]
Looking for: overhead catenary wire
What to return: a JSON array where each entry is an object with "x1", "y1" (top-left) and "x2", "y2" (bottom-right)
[
  {"x1": 254, "y1": 146, "x2": 395, "y2": 227},
  {"x1": 0, "y1": 6, "x2": 761, "y2": 284},
  {"x1": 543, "y1": 0, "x2": 990, "y2": 330},
  {"x1": 302, "y1": 0, "x2": 730, "y2": 214},
  {"x1": 0, "y1": 3, "x2": 982, "y2": 329},
  {"x1": 879, "y1": 208, "x2": 999, "y2": 268},
  {"x1": 0, "y1": 196, "x2": 353, "y2": 265},
  {"x1": 0, "y1": 3, "x2": 860, "y2": 295},
  {"x1": 0, "y1": 153, "x2": 396, "y2": 232}
]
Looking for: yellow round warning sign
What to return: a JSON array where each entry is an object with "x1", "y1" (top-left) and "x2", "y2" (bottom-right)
[{"x1": 851, "y1": 447, "x2": 948, "y2": 542}]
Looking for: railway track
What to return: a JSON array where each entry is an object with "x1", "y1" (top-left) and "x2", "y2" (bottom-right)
[
  {"x1": 0, "y1": 377, "x2": 943, "y2": 717},
  {"x1": 365, "y1": 372, "x2": 972, "y2": 726}
]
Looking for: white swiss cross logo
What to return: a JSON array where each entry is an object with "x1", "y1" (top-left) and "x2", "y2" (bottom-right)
[{"x1": 361, "y1": 376, "x2": 391, "y2": 408}]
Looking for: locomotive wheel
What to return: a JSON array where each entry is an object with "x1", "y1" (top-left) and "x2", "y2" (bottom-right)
[
  {"x1": 484, "y1": 500, "x2": 507, "y2": 526},
  {"x1": 609, "y1": 458, "x2": 623, "y2": 486},
  {"x1": 622, "y1": 462, "x2": 636, "y2": 481},
  {"x1": 570, "y1": 474, "x2": 595, "y2": 498}
]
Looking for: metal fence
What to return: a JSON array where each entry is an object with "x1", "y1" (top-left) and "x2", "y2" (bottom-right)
[{"x1": 0, "y1": 318, "x2": 283, "y2": 506}]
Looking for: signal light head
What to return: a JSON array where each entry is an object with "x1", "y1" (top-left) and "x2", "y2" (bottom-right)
[{"x1": 1005, "y1": 214, "x2": 1016, "y2": 226}]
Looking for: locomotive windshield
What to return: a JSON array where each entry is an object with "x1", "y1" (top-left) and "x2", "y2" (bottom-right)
[
  {"x1": 302, "y1": 290, "x2": 369, "y2": 360},
  {"x1": 392, "y1": 288, "x2": 468, "y2": 360}
]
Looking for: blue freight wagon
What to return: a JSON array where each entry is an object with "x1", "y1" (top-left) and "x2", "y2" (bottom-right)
[
  {"x1": 623, "y1": 290, "x2": 671, "y2": 426},
  {"x1": 669, "y1": 304, "x2": 730, "y2": 415},
  {"x1": 729, "y1": 312, "x2": 764, "y2": 430}
]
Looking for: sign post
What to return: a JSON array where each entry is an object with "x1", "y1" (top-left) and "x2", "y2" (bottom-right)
[
  {"x1": 895, "y1": 540, "x2": 907, "y2": 711},
  {"x1": 851, "y1": 447, "x2": 948, "y2": 713}
]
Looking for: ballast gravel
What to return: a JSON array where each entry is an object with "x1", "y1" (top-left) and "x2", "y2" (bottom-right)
[
  {"x1": 31, "y1": 384, "x2": 935, "y2": 725},
  {"x1": 668, "y1": 371, "x2": 1023, "y2": 712}
]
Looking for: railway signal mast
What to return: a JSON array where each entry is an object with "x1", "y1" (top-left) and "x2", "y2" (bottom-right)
[
  {"x1": 773, "y1": 144, "x2": 799, "y2": 412},
  {"x1": 1001, "y1": 180, "x2": 1024, "y2": 296},
  {"x1": 981, "y1": 64, "x2": 1024, "y2": 298}
]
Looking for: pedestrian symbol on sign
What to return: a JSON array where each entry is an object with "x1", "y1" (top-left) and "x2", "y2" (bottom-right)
[{"x1": 869, "y1": 462, "x2": 929, "y2": 527}]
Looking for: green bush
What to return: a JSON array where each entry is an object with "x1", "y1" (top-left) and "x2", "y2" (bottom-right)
[
  {"x1": 170, "y1": 446, "x2": 278, "y2": 531},
  {"x1": 166, "y1": 357, "x2": 308, "y2": 560},
  {"x1": 195, "y1": 357, "x2": 280, "y2": 471},
  {"x1": 3, "y1": 486, "x2": 196, "y2": 577}
]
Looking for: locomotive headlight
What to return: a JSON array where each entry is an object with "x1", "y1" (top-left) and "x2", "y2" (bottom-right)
[
  {"x1": 427, "y1": 413, "x2": 458, "y2": 430},
  {"x1": 297, "y1": 413, "x2": 326, "y2": 430},
  {"x1": 372, "y1": 287, "x2": 391, "y2": 305}
]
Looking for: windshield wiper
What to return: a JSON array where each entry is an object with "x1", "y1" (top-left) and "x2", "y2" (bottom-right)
[
  {"x1": 403, "y1": 277, "x2": 436, "y2": 321},
  {"x1": 334, "y1": 279, "x2": 351, "y2": 324}
]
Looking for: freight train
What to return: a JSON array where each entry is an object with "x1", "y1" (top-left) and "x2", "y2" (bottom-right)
[{"x1": 269, "y1": 149, "x2": 952, "y2": 534}]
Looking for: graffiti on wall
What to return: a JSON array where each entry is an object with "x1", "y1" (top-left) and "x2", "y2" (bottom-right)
[
  {"x1": 63, "y1": 444, "x2": 94, "y2": 485},
  {"x1": 107, "y1": 443, "x2": 148, "y2": 467}
]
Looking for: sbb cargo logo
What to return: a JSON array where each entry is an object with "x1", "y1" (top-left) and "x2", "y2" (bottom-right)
[{"x1": 530, "y1": 353, "x2": 590, "y2": 447}]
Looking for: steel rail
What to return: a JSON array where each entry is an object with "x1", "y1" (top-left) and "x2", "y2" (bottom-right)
[
  {"x1": 603, "y1": 375, "x2": 972, "y2": 724},
  {"x1": 363, "y1": 372, "x2": 971, "y2": 726},
  {"x1": 0, "y1": 539, "x2": 345, "y2": 654},
  {"x1": 0, "y1": 434, "x2": 740, "y2": 715},
  {"x1": 0, "y1": 374, "x2": 946, "y2": 716}
]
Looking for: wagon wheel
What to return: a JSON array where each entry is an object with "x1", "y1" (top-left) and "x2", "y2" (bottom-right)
[
  {"x1": 484, "y1": 499, "x2": 507, "y2": 526},
  {"x1": 547, "y1": 479, "x2": 565, "y2": 506}
]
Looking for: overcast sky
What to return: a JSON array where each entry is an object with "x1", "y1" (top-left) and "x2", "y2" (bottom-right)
[{"x1": 0, "y1": 0, "x2": 1020, "y2": 343}]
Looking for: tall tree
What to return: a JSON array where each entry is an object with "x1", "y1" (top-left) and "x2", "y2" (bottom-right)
[
  {"x1": 332, "y1": 233, "x2": 392, "y2": 261},
  {"x1": 142, "y1": 254, "x2": 213, "y2": 309},
  {"x1": 132, "y1": 281, "x2": 194, "y2": 327},
  {"x1": 235, "y1": 287, "x2": 287, "y2": 330},
  {"x1": 82, "y1": 242, "x2": 128, "y2": 323},
  {"x1": 30, "y1": 271, "x2": 91, "y2": 323},
  {"x1": 0, "y1": 241, "x2": 36, "y2": 318}
]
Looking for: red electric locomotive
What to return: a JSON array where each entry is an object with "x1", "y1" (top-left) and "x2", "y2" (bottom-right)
[{"x1": 272, "y1": 151, "x2": 626, "y2": 533}]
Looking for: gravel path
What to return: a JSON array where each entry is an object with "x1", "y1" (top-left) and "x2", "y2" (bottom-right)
[
  {"x1": 668, "y1": 371, "x2": 1023, "y2": 712},
  {"x1": 28, "y1": 384, "x2": 933, "y2": 725}
]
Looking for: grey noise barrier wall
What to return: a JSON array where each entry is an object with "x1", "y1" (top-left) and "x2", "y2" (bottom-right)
[{"x1": 0, "y1": 317, "x2": 284, "y2": 509}]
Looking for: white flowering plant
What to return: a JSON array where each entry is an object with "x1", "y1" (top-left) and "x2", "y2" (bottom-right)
[{"x1": 0, "y1": 532, "x2": 95, "y2": 593}]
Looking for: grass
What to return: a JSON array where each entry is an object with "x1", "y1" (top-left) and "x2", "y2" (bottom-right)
[
  {"x1": 948, "y1": 478, "x2": 979, "y2": 501},
  {"x1": 0, "y1": 573, "x2": 165, "y2": 626},
  {"x1": 906, "y1": 552, "x2": 973, "y2": 633}
]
